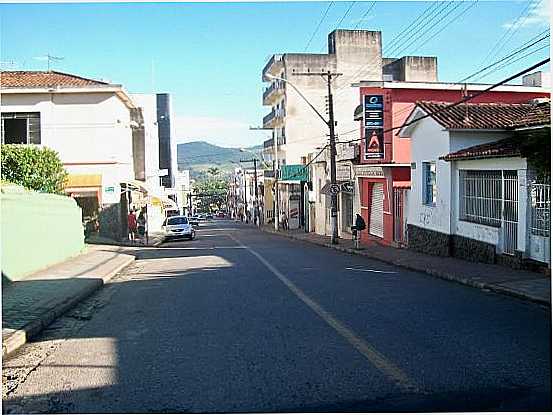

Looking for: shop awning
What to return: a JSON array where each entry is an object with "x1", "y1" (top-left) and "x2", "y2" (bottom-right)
[{"x1": 66, "y1": 174, "x2": 102, "y2": 188}]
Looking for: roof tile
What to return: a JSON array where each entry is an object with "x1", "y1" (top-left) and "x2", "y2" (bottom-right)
[{"x1": 1, "y1": 71, "x2": 110, "y2": 88}]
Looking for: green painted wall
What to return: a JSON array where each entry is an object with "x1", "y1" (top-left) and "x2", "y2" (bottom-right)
[{"x1": 1, "y1": 185, "x2": 85, "y2": 281}]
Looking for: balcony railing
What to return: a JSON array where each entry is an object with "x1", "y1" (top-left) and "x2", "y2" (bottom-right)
[
  {"x1": 262, "y1": 54, "x2": 283, "y2": 81},
  {"x1": 263, "y1": 135, "x2": 286, "y2": 149},
  {"x1": 262, "y1": 80, "x2": 284, "y2": 104},
  {"x1": 263, "y1": 108, "x2": 286, "y2": 127}
]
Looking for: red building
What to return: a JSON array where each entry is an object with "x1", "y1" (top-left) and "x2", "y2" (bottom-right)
[{"x1": 354, "y1": 79, "x2": 549, "y2": 247}]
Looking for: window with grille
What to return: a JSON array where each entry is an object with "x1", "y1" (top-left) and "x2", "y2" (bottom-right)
[
  {"x1": 459, "y1": 170, "x2": 503, "y2": 227},
  {"x1": 530, "y1": 182, "x2": 550, "y2": 237},
  {"x1": 422, "y1": 162, "x2": 436, "y2": 206},
  {"x1": 1, "y1": 112, "x2": 41, "y2": 144}
]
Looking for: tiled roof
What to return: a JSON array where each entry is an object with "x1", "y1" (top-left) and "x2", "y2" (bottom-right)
[
  {"x1": 441, "y1": 138, "x2": 521, "y2": 161},
  {"x1": 417, "y1": 100, "x2": 550, "y2": 130},
  {"x1": 1, "y1": 71, "x2": 110, "y2": 88}
]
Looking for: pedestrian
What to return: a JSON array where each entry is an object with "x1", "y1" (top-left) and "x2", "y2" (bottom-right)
[
  {"x1": 246, "y1": 210, "x2": 251, "y2": 224},
  {"x1": 137, "y1": 208, "x2": 147, "y2": 244},
  {"x1": 351, "y1": 213, "x2": 366, "y2": 249},
  {"x1": 127, "y1": 209, "x2": 137, "y2": 242},
  {"x1": 280, "y1": 211, "x2": 288, "y2": 231}
]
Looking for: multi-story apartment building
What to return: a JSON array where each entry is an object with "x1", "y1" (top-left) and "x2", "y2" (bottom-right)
[{"x1": 261, "y1": 29, "x2": 384, "y2": 229}]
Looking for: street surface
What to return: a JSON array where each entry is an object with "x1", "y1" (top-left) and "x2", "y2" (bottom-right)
[{"x1": 3, "y1": 220, "x2": 551, "y2": 412}]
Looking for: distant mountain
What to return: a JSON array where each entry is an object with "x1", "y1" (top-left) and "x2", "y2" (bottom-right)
[{"x1": 177, "y1": 141, "x2": 264, "y2": 180}]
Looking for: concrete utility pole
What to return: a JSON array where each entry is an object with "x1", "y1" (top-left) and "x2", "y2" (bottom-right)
[
  {"x1": 240, "y1": 158, "x2": 260, "y2": 226},
  {"x1": 274, "y1": 70, "x2": 341, "y2": 244}
]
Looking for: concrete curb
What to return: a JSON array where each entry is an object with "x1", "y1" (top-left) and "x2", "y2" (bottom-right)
[
  {"x1": 260, "y1": 228, "x2": 550, "y2": 307},
  {"x1": 2, "y1": 255, "x2": 135, "y2": 359}
]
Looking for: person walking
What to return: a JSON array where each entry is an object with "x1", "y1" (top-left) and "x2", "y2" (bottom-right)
[
  {"x1": 351, "y1": 213, "x2": 366, "y2": 249},
  {"x1": 127, "y1": 209, "x2": 137, "y2": 242},
  {"x1": 137, "y1": 208, "x2": 148, "y2": 245}
]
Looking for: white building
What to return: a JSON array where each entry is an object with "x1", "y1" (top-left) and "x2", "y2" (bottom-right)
[
  {"x1": 1, "y1": 71, "x2": 139, "y2": 238},
  {"x1": 400, "y1": 100, "x2": 550, "y2": 268},
  {"x1": 174, "y1": 169, "x2": 191, "y2": 214}
]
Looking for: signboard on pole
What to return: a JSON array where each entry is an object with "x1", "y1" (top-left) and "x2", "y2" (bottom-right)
[{"x1": 363, "y1": 95, "x2": 384, "y2": 160}]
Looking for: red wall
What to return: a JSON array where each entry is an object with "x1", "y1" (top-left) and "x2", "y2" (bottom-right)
[{"x1": 358, "y1": 86, "x2": 550, "y2": 165}]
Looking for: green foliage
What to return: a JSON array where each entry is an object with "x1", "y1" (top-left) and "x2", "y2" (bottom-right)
[
  {"x1": 193, "y1": 176, "x2": 228, "y2": 212},
  {"x1": 1, "y1": 144, "x2": 68, "y2": 194},
  {"x1": 518, "y1": 127, "x2": 550, "y2": 178}
]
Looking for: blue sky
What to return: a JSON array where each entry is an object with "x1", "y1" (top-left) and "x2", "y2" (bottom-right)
[{"x1": 0, "y1": 1, "x2": 550, "y2": 147}]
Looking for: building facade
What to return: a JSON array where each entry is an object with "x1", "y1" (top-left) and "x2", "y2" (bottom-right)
[{"x1": 400, "y1": 100, "x2": 550, "y2": 269}]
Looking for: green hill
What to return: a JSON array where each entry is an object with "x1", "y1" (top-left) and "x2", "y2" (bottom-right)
[{"x1": 177, "y1": 141, "x2": 264, "y2": 180}]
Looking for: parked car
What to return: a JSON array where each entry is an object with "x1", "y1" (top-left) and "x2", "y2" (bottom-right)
[
  {"x1": 189, "y1": 215, "x2": 199, "y2": 226},
  {"x1": 162, "y1": 216, "x2": 195, "y2": 240},
  {"x1": 206, "y1": 213, "x2": 214, "y2": 220}
]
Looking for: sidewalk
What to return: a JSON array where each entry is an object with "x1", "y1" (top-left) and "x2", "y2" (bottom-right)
[
  {"x1": 261, "y1": 226, "x2": 551, "y2": 307},
  {"x1": 2, "y1": 245, "x2": 135, "y2": 358},
  {"x1": 85, "y1": 231, "x2": 165, "y2": 247}
]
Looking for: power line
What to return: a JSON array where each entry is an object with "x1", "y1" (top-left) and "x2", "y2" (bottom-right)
[
  {"x1": 389, "y1": 0, "x2": 468, "y2": 58},
  {"x1": 385, "y1": 1, "x2": 455, "y2": 57},
  {"x1": 319, "y1": 1, "x2": 356, "y2": 52},
  {"x1": 304, "y1": 2, "x2": 335, "y2": 52},
  {"x1": 383, "y1": 0, "x2": 441, "y2": 54},
  {"x1": 352, "y1": 1, "x2": 376, "y2": 30},
  {"x1": 480, "y1": 0, "x2": 534, "y2": 66}
]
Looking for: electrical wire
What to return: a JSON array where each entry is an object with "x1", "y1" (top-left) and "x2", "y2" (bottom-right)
[
  {"x1": 304, "y1": 2, "x2": 335, "y2": 52},
  {"x1": 352, "y1": 1, "x2": 376, "y2": 30}
]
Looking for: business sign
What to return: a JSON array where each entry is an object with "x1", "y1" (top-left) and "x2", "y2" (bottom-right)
[
  {"x1": 363, "y1": 94, "x2": 384, "y2": 159},
  {"x1": 354, "y1": 165, "x2": 384, "y2": 178},
  {"x1": 336, "y1": 142, "x2": 357, "y2": 161},
  {"x1": 336, "y1": 163, "x2": 352, "y2": 181},
  {"x1": 341, "y1": 182, "x2": 354, "y2": 194}
]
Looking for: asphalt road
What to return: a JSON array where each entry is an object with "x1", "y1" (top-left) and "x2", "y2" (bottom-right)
[{"x1": 3, "y1": 220, "x2": 551, "y2": 413}]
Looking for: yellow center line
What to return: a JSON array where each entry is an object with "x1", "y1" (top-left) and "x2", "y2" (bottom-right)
[{"x1": 226, "y1": 232, "x2": 420, "y2": 393}]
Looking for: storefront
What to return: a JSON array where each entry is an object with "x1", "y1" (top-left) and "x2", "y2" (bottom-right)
[{"x1": 278, "y1": 164, "x2": 308, "y2": 230}]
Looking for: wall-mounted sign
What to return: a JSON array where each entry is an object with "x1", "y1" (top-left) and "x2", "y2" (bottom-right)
[
  {"x1": 336, "y1": 163, "x2": 352, "y2": 181},
  {"x1": 354, "y1": 165, "x2": 384, "y2": 178},
  {"x1": 336, "y1": 142, "x2": 357, "y2": 161},
  {"x1": 363, "y1": 94, "x2": 384, "y2": 160}
]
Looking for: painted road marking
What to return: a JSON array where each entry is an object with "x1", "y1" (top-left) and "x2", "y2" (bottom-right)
[
  {"x1": 345, "y1": 267, "x2": 398, "y2": 274},
  {"x1": 227, "y1": 232, "x2": 419, "y2": 393}
]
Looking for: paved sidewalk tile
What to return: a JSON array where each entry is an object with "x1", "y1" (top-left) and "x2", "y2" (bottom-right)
[
  {"x1": 2, "y1": 246, "x2": 135, "y2": 357},
  {"x1": 261, "y1": 226, "x2": 551, "y2": 306}
]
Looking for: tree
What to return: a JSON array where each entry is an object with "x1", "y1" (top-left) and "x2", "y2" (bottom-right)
[
  {"x1": 207, "y1": 167, "x2": 221, "y2": 177},
  {"x1": 193, "y1": 175, "x2": 228, "y2": 212},
  {"x1": 1, "y1": 145, "x2": 68, "y2": 194}
]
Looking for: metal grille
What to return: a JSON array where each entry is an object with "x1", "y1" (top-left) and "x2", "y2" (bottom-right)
[
  {"x1": 459, "y1": 170, "x2": 502, "y2": 227},
  {"x1": 502, "y1": 171, "x2": 518, "y2": 255},
  {"x1": 530, "y1": 181, "x2": 551, "y2": 237},
  {"x1": 459, "y1": 170, "x2": 518, "y2": 255},
  {"x1": 393, "y1": 188, "x2": 407, "y2": 244}
]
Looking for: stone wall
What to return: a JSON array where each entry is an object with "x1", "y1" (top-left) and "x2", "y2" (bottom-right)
[
  {"x1": 451, "y1": 235, "x2": 496, "y2": 264},
  {"x1": 407, "y1": 224, "x2": 451, "y2": 257}
]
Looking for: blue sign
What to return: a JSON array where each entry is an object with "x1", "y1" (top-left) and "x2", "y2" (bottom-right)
[{"x1": 363, "y1": 94, "x2": 384, "y2": 159}]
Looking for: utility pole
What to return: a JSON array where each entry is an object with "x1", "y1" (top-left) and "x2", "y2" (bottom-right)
[
  {"x1": 290, "y1": 70, "x2": 341, "y2": 244},
  {"x1": 240, "y1": 158, "x2": 259, "y2": 226}
]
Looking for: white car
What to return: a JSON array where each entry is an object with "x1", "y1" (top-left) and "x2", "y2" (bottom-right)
[{"x1": 162, "y1": 216, "x2": 196, "y2": 240}]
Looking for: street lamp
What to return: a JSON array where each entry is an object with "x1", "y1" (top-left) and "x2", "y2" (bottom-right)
[{"x1": 265, "y1": 72, "x2": 340, "y2": 244}]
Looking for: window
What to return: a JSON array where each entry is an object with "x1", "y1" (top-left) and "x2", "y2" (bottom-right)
[
  {"x1": 167, "y1": 217, "x2": 188, "y2": 225},
  {"x1": 459, "y1": 170, "x2": 503, "y2": 227},
  {"x1": 422, "y1": 162, "x2": 436, "y2": 205},
  {"x1": 530, "y1": 181, "x2": 550, "y2": 237},
  {"x1": 1, "y1": 112, "x2": 41, "y2": 144}
]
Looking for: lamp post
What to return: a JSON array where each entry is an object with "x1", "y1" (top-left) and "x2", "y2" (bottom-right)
[{"x1": 265, "y1": 71, "x2": 341, "y2": 244}]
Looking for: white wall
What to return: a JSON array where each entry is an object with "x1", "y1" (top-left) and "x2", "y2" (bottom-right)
[
  {"x1": 131, "y1": 94, "x2": 160, "y2": 190},
  {"x1": 407, "y1": 117, "x2": 452, "y2": 234},
  {"x1": 1, "y1": 92, "x2": 134, "y2": 186}
]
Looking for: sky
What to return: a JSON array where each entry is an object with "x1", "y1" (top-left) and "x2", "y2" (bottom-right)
[{"x1": 0, "y1": 0, "x2": 550, "y2": 148}]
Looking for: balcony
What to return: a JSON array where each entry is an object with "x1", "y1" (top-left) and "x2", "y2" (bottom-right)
[
  {"x1": 263, "y1": 108, "x2": 285, "y2": 128},
  {"x1": 262, "y1": 54, "x2": 283, "y2": 82},
  {"x1": 263, "y1": 135, "x2": 286, "y2": 149},
  {"x1": 262, "y1": 80, "x2": 284, "y2": 105}
]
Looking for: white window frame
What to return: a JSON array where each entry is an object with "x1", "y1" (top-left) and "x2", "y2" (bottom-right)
[{"x1": 422, "y1": 161, "x2": 436, "y2": 206}]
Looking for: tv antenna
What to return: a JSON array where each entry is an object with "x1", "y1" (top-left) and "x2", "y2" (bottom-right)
[{"x1": 33, "y1": 54, "x2": 64, "y2": 71}]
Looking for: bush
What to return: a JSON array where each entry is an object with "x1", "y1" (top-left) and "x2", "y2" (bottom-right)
[{"x1": 1, "y1": 144, "x2": 68, "y2": 194}]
